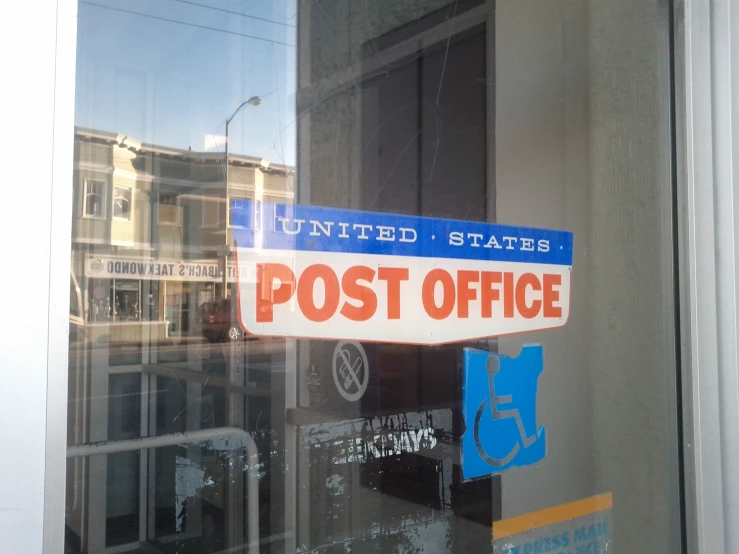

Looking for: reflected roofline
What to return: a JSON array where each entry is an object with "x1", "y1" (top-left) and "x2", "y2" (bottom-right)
[{"x1": 74, "y1": 126, "x2": 294, "y2": 173}]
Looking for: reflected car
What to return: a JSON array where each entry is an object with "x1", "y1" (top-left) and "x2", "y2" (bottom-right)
[{"x1": 199, "y1": 298, "x2": 247, "y2": 342}]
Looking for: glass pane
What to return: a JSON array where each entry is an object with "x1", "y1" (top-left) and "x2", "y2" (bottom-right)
[
  {"x1": 114, "y1": 186, "x2": 132, "y2": 220},
  {"x1": 84, "y1": 179, "x2": 105, "y2": 218},
  {"x1": 66, "y1": 1, "x2": 681, "y2": 553},
  {"x1": 106, "y1": 373, "x2": 141, "y2": 546},
  {"x1": 158, "y1": 192, "x2": 179, "y2": 225}
]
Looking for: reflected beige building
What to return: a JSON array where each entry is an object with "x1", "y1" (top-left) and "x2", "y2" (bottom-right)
[{"x1": 71, "y1": 127, "x2": 294, "y2": 340}]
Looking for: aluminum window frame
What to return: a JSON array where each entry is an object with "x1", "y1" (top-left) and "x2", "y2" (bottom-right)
[
  {"x1": 673, "y1": 0, "x2": 739, "y2": 552},
  {"x1": 42, "y1": 0, "x2": 79, "y2": 552}
]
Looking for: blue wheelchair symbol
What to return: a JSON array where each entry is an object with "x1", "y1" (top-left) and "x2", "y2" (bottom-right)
[{"x1": 461, "y1": 346, "x2": 546, "y2": 480}]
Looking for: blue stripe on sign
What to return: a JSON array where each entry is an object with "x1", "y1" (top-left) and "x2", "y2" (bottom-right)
[{"x1": 231, "y1": 200, "x2": 573, "y2": 266}]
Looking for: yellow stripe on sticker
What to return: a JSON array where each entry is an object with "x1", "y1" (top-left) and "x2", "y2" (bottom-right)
[{"x1": 493, "y1": 493, "x2": 613, "y2": 539}]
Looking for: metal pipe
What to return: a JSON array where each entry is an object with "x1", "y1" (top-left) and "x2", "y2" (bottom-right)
[
  {"x1": 67, "y1": 427, "x2": 260, "y2": 554},
  {"x1": 222, "y1": 96, "x2": 262, "y2": 298},
  {"x1": 222, "y1": 116, "x2": 230, "y2": 297}
]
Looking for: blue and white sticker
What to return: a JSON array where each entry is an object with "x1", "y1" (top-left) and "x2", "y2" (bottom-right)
[
  {"x1": 462, "y1": 346, "x2": 546, "y2": 480},
  {"x1": 233, "y1": 200, "x2": 573, "y2": 345}
]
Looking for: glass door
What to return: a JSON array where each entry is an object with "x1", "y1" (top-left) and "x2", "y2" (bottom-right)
[{"x1": 65, "y1": 1, "x2": 681, "y2": 553}]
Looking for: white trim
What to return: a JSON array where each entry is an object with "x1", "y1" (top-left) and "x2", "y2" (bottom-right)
[
  {"x1": 77, "y1": 160, "x2": 113, "y2": 174},
  {"x1": 43, "y1": 0, "x2": 79, "y2": 552},
  {"x1": 113, "y1": 166, "x2": 148, "y2": 181},
  {"x1": 674, "y1": 1, "x2": 739, "y2": 553},
  {"x1": 229, "y1": 182, "x2": 258, "y2": 194},
  {"x1": 179, "y1": 189, "x2": 295, "y2": 202},
  {"x1": 110, "y1": 240, "x2": 138, "y2": 247},
  {"x1": 0, "y1": 0, "x2": 76, "y2": 549},
  {"x1": 74, "y1": 237, "x2": 155, "y2": 251},
  {"x1": 674, "y1": 0, "x2": 726, "y2": 552},
  {"x1": 75, "y1": 125, "x2": 293, "y2": 172},
  {"x1": 79, "y1": 161, "x2": 296, "y2": 197},
  {"x1": 711, "y1": 3, "x2": 739, "y2": 551}
]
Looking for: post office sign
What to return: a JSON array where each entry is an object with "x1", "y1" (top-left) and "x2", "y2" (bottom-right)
[{"x1": 233, "y1": 200, "x2": 573, "y2": 345}]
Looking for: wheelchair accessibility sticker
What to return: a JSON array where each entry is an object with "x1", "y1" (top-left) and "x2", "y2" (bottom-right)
[{"x1": 462, "y1": 345, "x2": 545, "y2": 480}]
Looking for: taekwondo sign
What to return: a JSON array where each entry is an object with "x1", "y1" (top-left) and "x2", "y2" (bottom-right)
[{"x1": 232, "y1": 200, "x2": 573, "y2": 345}]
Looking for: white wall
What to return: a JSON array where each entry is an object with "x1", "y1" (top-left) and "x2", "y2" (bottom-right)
[{"x1": 0, "y1": 0, "x2": 77, "y2": 552}]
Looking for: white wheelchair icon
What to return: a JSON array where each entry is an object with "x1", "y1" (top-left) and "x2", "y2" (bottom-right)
[{"x1": 473, "y1": 355, "x2": 537, "y2": 467}]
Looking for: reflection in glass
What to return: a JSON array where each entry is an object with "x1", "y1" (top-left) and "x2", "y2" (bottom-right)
[{"x1": 65, "y1": 0, "x2": 680, "y2": 552}]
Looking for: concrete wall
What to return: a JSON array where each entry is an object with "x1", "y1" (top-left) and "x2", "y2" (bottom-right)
[
  {"x1": 587, "y1": 1, "x2": 679, "y2": 552},
  {"x1": 495, "y1": 0, "x2": 595, "y2": 517}
]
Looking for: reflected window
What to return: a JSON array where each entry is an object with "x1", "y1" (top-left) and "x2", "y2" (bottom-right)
[
  {"x1": 114, "y1": 280, "x2": 140, "y2": 321},
  {"x1": 83, "y1": 179, "x2": 106, "y2": 219},
  {"x1": 230, "y1": 195, "x2": 255, "y2": 229},
  {"x1": 202, "y1": 196, "x2": 222, "y2": 227},
  {"x1": 113, "y1": 185, "x2": 131, "y2": 220},
  {"x1": 158, "y1": 191, "x2": 179, "y2": 225}
]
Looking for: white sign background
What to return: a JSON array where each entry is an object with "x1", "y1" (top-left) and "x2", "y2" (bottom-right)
[{"x1": 235, "y1": 249, "x2": 570, "y2": 345}]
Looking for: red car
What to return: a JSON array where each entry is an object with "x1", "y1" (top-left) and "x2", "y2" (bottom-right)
[{"x1": 199, "y1": 298, "x2": 246, "y2": 342}]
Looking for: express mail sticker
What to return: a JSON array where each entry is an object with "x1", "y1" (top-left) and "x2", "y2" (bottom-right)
[{"x1": 232, "y1": 200, "x2": 573, "y2": 345}]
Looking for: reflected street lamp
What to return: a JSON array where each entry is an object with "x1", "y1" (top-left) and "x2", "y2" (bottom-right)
[{"x1": 223, "y1": 96, "x2": 263, "y2": 297}]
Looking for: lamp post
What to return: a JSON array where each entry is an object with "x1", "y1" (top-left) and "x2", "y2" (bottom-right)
[{"x1": 222, "y1": 96, "x2": 262, "y2": 298}]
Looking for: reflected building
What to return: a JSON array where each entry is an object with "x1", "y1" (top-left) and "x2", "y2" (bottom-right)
[
  {"x1": 67, "y1": 1, "x2": 499, "y2": 551},
  {"x1": 71, "y1": 126, "x2": 294, "y2": 340},
  {"x1": 67, "y1": 1, "x2": 498, "y2": 551},
  {"x1": 66, "y1": 127, "x2": 294, "y2": 553}
]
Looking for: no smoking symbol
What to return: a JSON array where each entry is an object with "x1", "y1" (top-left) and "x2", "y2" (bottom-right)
[{"x1": 332, "y1": 341, "x2": 369, "y2": 402}]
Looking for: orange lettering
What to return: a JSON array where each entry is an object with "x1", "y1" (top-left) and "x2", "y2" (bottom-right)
[
  {"x1": 422, "y1": 269, "x2": 455, "y2": 320},
  {"x1": 256, "y1": 263, "x2": 296, "y2": 323},
  {"x1": 457, "y1": 270, "x2": 479, "y2": 318},
  {"x1": 340, "y1": 266, "x2": 377, "y2": 321},
  {"x1": 481, "y1": 271, "x2": 501, "y2": 318},
  {"x1": 503, "y1": 272, "x2": 515, "y2": 318},
  {"x1": 378, "y1": 267, "x2": 409, "y2": 320},
  {"x1": 297, "y1": 264, "x2": 340, "y2": 322},
  {"x1": 516, "y1": 273, "x2": 542, "y2": 319},
  {"x1": 542, "y1": 274, "x2": 562, "y2": 317}
]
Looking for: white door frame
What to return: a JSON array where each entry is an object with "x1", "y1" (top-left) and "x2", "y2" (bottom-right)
[
  {"x1": 673, "y1": 0, "x2": 739, "y2": 552},
  {"x1": 0, "y1": 0, "x2": 78, "y2": 552}
]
